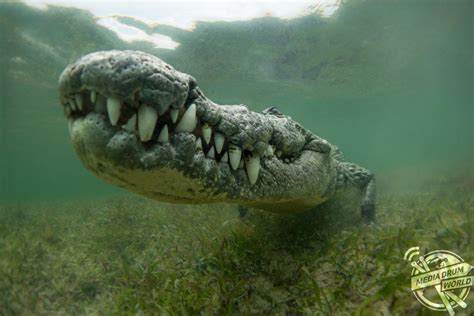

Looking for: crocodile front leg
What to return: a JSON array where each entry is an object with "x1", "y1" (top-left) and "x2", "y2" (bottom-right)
[{"x1": 335, "y1": 161, "x2": 376, "y2": 222}]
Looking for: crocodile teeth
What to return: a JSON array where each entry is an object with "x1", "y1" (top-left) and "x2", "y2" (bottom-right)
[
  {"x1": 123, "y1": 113, "x2": 136, "y2": 132},
  {"x1": 265, "y1": 145, "x2": 274, "y2": 157},
  {"x1": 202, "y1": 124, "x2": 212, "y2": 144},
  {"x1": 106, "y1": 97, "x2": 122, "y2": 126},
  {"x1": 175, "y1": 103, "x2": 196, "y2": 133},
  {"x1": 214, "y1": 133, "x2": 225, "y2": 154},
  {"x1": 170, "y1": 108, "x2": 179, "y2": 123},
  {"x1": 75, "y1": 94, "x2": 84, "y2": 111},
  {"x1": 90, "y1": 91, "x2": 96, "y2": 103},
  {"x1": 221, "y1": 151, "x2": 228, "y2": 163},
  {"x1": 196, "y1": 138, "x2": 203, "y2": 151},
  {"x1": 207, "y1": 147, "x2": 215, "y2": 159},
  {"x1": 64, "y1": 105, "x2": 71, "y2": 117},
  {"x1": 245, "y1": 154, "x2": 260, "y2": 185},
  {"x1": 138, "y1": 105, "x2": 158, "y2": 142},
  {"x1": 69, "y1": 98, "x2": 78, "y2": 111},
  {"x1": 157, "y1": 124, "x2": 169, "y2": 143},
  {"x1": 228, "y1": 145, "x2": 242, "y2": 171}
]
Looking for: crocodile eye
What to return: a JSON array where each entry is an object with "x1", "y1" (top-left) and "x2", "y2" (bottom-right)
[{"x1": 262, "y1": 106, "x2": 284, "y2": 117}]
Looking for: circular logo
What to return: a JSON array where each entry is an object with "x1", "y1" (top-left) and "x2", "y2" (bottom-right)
[{"x1": 404, "y1": 247, "x2": 473, "y2": 315}]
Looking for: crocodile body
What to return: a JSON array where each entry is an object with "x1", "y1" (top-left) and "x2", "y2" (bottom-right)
[{"x1": 58, "y1": 50, "x2": 376, "y2": 220}]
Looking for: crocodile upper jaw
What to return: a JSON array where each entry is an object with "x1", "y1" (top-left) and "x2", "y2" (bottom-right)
[{"x1": 58, "y1": 50, "x2": 335, "y2": 212}]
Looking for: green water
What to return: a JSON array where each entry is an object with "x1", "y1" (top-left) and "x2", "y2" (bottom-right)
[
  {"x1": 0, "y1": 0, "x2": 472, "y2": 201},
  {"x1": 0, "y1": 1, "x2": 473, "y2": 314}
]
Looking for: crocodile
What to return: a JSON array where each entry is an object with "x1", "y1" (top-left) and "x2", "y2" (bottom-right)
[{"x1": 58, "y1": 50, "x2": 376, "y2": 221}]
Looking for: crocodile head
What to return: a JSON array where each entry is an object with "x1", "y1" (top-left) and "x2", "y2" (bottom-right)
[{"x1": 58, "y1": 50, "x2": 335, "y2": 213}]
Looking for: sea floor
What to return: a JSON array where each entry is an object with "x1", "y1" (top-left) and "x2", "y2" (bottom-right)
[{"x1": 0, "y1": 178, "x2": 473, "y2": 315}]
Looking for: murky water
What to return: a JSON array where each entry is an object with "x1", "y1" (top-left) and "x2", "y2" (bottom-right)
[
  {"x1": 0, "y1": 1, "x2": 472, "y2": 313},
  {"x1": 0, "y1": 0, "x2": 472, "y2": 201}
]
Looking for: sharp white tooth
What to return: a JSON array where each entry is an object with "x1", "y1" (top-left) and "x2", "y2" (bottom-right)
[
  {"x1": 214, "y1": 133, "x2": 225, "y2": 154},
  {"x1": 122, "y1": 113, "x2": 136, "y2": 132},
  {"x1": 69, "y1": 98, "x2": 78, "y2": 111},
  {"x1": 207, "y1": 147, "x2": 215, "y2": 159},
  {"x1": 202, "y1": 123, "x2": 212, "y2": 144},
  {"x1": 228, "y1": 145, "x2": 242, "y2": 171},
  {"x1": 276, "y1": 150, "x2": 282, "y2": 158},
  {"x1": 196, "y1": 138, "x2": 203, "y2": 151},
  {"x1": 90, "y1": 91, "x2": 97, "y2": 103},
  {"x1": 75, "y1": 94, "x2": 83, "y2": 111},
  {"x1": 64, "y1": 104, "x2": 71, "y2": 117},
  {"x1": 245, "y1": 154, "x2": 261, "y2": 185},
  {"x1": 265, "y1": 145, "x2": 274, "y2": 157},
  {"x1": 138, "y1": 105, "x2": 158, "y2": 142},
  {"x1": 221, "y1": 151, "x2": 228, "y2": 163},
  {"x1": 157, "y1": 124, "x2": 169, "y2": 143},
  {"x1": 175, "y1": 103, "x2": 196, "y2": 133},
  {"x1": 239, "y1": 159, "x2": 244, "y2": 169},
  {"x1": 170, "y1": 108, "x2": 179, "y2": 124},
  {"x1": 107, "y1": 97, "x2": 122, "y2": 126}
]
